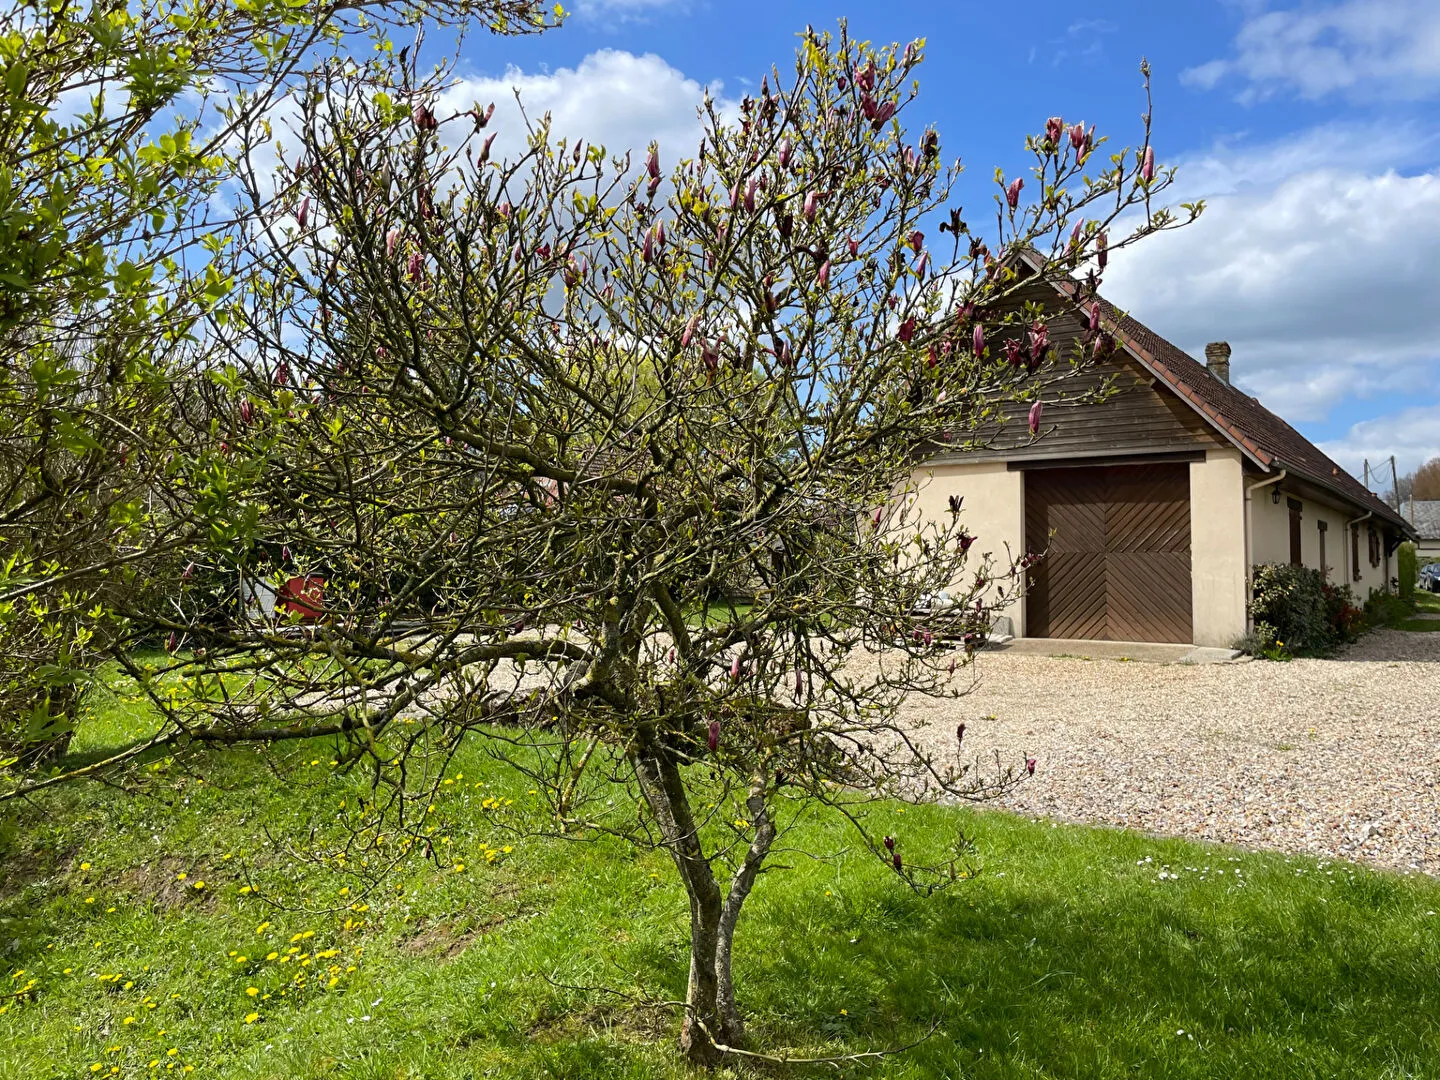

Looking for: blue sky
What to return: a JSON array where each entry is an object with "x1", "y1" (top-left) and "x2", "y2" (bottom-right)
[{"x1": 447, "y1": 0, "x2": 1440, "y2": 489}]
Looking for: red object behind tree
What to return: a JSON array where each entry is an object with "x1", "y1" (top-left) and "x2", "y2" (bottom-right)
[{"x1": 277, "y1": 576, "x2": 325, "y2": 621}]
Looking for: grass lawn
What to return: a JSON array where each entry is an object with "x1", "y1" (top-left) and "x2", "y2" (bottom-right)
[{"x1": 2, "y1": 671, "x2": 1438, "y2": 1078}]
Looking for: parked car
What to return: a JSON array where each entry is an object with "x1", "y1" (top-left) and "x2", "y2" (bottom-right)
[{"x1": 1420, "y1": 563, "x2": 1440, "y2": 592}]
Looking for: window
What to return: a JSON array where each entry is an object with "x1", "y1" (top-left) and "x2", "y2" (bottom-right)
[
  {"x1": 1317, "y1": 520, "x2": 1328, "y2": 581},
  {"x1": 1288, "y1": 498, "x2": 1303, "y2": 566},
  {"x1": 1368, "y1": 525, "x2": 1381, "y2": 568},
  {"x1": 1351, "y1": 523, "x2": 1361, "y2": 581}
]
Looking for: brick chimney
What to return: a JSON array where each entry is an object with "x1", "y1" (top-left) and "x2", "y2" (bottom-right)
[{"x1": 1204, "y1": 341, "x2": 1232, "y2": 385}]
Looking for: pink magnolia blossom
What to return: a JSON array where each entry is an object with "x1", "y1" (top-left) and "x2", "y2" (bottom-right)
[
  {"x1": 681, "y1": 314, "x2": 699, "y2": 349},
  {"x1": 1141, "y1": 145, "x2": 1155, "y2": 182},
  {"x1": 956, "y1": 722, "x2": 965, "y2": 744},
  {"x1": 407, "y1": 251, "x2": 423, "y2": 282},
  {"x1": 1005, "y1": 176, "x2": 1023, "y2": 209},
  {"x1": 1026, "y1": 757, "x2": 1037, "y2": 775},
  {"x1": 897, "y1": 318, "x2": 916, "y2": 343},
  {"x1": 477, "y1": 131, "x2": 497, "y2": 165},
  {"x1": 707, "y1": 719, "x2": 720, "y2": 752},
  {"x1": 1028, "y1": 400, "x2": 1044, "y2": 435},
  {"x1": 1096, "y1": 230, "x2": 1108, "y2": 270},
  {"x1": 386, "y1": 229, "x2": 399, "y2": 258},
  {"x1": 729, "y1": 654, "x2": 743, "y2": 681},
  {"x1": 296, "y1": 196, "x2": 309, "y2": 230},
  {"x1": 413, "y1": 103, "x2": 438, "y2": 132},
  {"x1": 777, "y1": 138, "x2": 793, "y2": 169},
  {"x1": 817, "y1": 260, "x2": 830, "y2": 288},
  {"x1": 1070, "y1": 121, "x2": 1086, "y2": 150},
  {"x1": 909, "y1": 230, "x2": 924, "y2": 254},
  {"x1": 972, "y1": 323, "x2": 984, "y2": 356},
  {"x1": 893, "y1": 852, "x2": 903, "y2": 871},
  {"x1": 884, "y1": 835, "x2": 895, "y2": 852},
  {"x1": 846, "y1": 235, "x2": 859, "y2": 259},
  {"x1": 1045, "y1": 116, "x2": 1064, "y2": 144},
  {"x1": 646, "y1": 145, "x2": 660, "y2": 179},
  {"x1": 803, "y1": 190, "x2": 820, "y2": 220}
]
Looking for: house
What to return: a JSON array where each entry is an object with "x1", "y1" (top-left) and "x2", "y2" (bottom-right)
[
  {"x1": 1404, "y1": 499, "x2": 1440, "y2": 563},
  {"x1": 910, "y1": 255, "x2": 1415, "y2": 648}
]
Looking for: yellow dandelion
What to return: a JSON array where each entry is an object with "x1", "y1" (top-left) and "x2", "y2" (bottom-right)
[
  {"x1": 243, "y1": 1012, "x2": 260, "y2": 1024},
  {"x1": 123, "y1": 1016, "x2": 136, "y2": 1025},
  {"x1": 85, "y1": 896, "x2": 95, "y2": 904},
  {"x1": 80, "y1": 862, "x2": 92, "y2": 871},
  {"x1": 265, "y1": 952, "x2": 278, "y2": 961},
  {"x1": 175, "y1": 872, "x2": 186, "y2": 881},
  {"x1": 246, "y1": 987, "x2": 259, "y2": 997},
  {"x1": 453, "y1": 862, "x2": 465, "y2": 872},
  {"x1": 239, "y1": 886, "x2": 252, "y2": 895},
  {"x1": 192, "y1": 881, "x2": 205, "y2": 891},
  {"x1": 255, "y1": 921, "x2": 271, "y2": 934}
]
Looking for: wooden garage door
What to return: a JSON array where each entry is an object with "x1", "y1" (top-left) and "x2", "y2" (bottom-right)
[{"x1": 1025, "y1": 463, "x2": 1192, "y2": 643}]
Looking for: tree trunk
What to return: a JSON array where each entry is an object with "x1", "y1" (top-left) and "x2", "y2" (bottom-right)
[
  {"x1": 631, "y1": 737, "x2": 728, "y2": 1066},
  {"x1": 714, "y1": 768, "x2": 776, "y2": 1045}
]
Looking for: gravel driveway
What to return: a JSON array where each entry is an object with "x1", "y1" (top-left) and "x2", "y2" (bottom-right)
[{"x1": 895, "y1": 628, "x2": 1440, "y2": 875}]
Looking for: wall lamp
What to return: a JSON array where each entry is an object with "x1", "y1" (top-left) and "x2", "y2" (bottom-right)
[{"x1": 1272, "y1": 487, "x2": 1282, "y2": 505}]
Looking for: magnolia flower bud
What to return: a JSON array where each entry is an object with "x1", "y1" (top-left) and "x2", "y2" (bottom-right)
[
  {"x1": 1096, "y1": 230, "x2": 1108, "y2": 270},
  {"x1": 239, "y1": 400, "x2": 254, "y2": 425},
  {"x1": 948, "y1": 494, "x2": 962, "y2": 514},
  {"x1": 496, "y1": 201, "x2": 511, "y2": 219},
  {"x1": 1028, "y1": 400, "x2": 1044, "y2": 435},
  {"x1": 847, "y1": 235, "x2": 859, "y2": 259},
  {"x1": 681, "y1": 314, "x2": 699, "y2": 349},
  {"x1": 1006, "y1": 177, "x2": 1023, "y2": 210},
  {"x1": 646, "y1": 145, "x2": 660, "y2": 180},
  {"x1": 165, "y1": 632, "x2": 178, "y2": 652},
  {"x1": 956, "y1": 722, "x2": 965, "y2": 743},
  {"x1": 1026, "y1": 757, "x2": 1037, "y2": 775},
  {"x1": 1004, "y1": 339, "x2": 1023, "y2": 367},
  {"x1": 1141, "y1": 145, "x2": 1155, "y2": 182},
  {"x1": 897, "y1": 318, "x2": 916, "y2": 343},
  {"x1": 778, "y1": 138, "x2": 792, "y2": 168},
  {"x1": 817, "y1": 260, "x2": 830, "y2": 288},
  {"x1": 744, "y1": 177, "x2": 758, "y2": 213},
  {"x1": 182, "y1": 562, "x2": 195, "y2": 580},
  {"x1": 296, "y1": 196, "x2": 309, "y2": 230},
  {"x1": 655, "y1": 219, "x2": 666, "y2": 248},
  {"x1": 803, "y1": 190, "x2": 820, "y2": 221},
  {"x1": 1045, "y1": 116, "x2": 1064, "y2": 145},
  {"x1": 1070, "y1": 220, "x2": 1084, "y2": 248},
  {"x1": 413, "y1": 103, "x2": 438, "y2": 132},
  {"x1": 1088, "y1": 301, "x2": 1101, "y2": 333},
  {"x1": 909, "y1": 230, "x2": 924, "y2": 255},
  {"x1": 730, "y1": 654, "x2": 742, "y2": 681},
  {"x1": 794, "y1": 670, "x2": 803, "y2": 700},
  {"x1": 884, "y1": 835, "x2": 895, "y2": 852},
  {"x1": 707, "y1": 719, "x2": 720, "y2": 752},
  {"x1": 973, "y1": 323, "x2": 987, "y2": 356},
  {"x1": 642, "y1": 228, "x2": 654, "y2": 264},
  {"x1": 511, "y1": 241, "x2": 523, "y2": 264},
  {"x1": 1070, "y1": 121, "x2": 1086, "y2": 150},
  {"x1": 871, "y1": 100, "x2": 896, "y2": 130},
  {"x1": 474, "y1": 102, "x2": 495, "y2": 128},
  {"x1": 872, "y1": 507, "x2": 884, "y2": 529},
  {"x1": 386, "y1": 229, "x2": 399, "y2": 258},
  {"x1": 729, "y1": 184, "x2": 740, "y2": 209},
  {"x1": 407, "y1": 251, "x2": 423, "y2": 282},
  {"x1": 477, "y1": 131, "x2": 497, "y2": 166},
  {"x1": 893, "y1": 852, "x2": 903, "y2": 871}
]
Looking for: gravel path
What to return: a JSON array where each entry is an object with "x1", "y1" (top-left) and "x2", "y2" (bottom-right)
[{"x1": 893, "y1": 629, "x2": 1440, "y2": 875}]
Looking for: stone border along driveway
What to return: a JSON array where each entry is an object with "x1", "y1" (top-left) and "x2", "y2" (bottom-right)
[{"x1": 889, "y1": 628, "x2": 1440, "y2": 875}]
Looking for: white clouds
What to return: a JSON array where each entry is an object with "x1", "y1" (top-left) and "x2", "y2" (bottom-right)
[
  {"x1": 1102, "y1": 131, "x2": 1440, "y2": 423},
  {"x1": 1182, "y1": 0, "x2": 1440, "y2": 102},
  {"x1": 438, "y1": 49, "x2": 727, "y2": 168},
  {"x1": 1319, "y1": 405, "x2": 1440, "y2": 482}
]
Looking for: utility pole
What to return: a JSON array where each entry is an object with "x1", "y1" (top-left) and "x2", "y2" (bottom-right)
[
  {"x1": 1390, "y1": 455, "x2": 1400, "y2": 511},
  {"x1": 1363, "y1": 458, "x2": 1371, "y2": 492}
]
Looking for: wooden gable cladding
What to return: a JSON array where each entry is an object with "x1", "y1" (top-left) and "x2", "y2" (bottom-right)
[
  {"x1": 1025, "y1": 463, "x2": 1193, "y2": 643},
  {"x1": 935, "y1": 281, "x2": 1224, "y2": 463}
]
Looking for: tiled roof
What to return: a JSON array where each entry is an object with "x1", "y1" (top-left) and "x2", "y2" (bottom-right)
[
  {"x1": 1063, "y1": 306, "x2": 1408, "y2": 535},
  {"x1": 1405, "y1": 500, "x2": 1440, "y2": 540}
]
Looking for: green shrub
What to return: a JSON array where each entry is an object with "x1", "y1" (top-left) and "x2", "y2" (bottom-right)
[
  {"x1": 1248, "y1": 563, "x2": 1361, "y2": 657},
  {"x1": 1398, "y1": 541, "x2": 1418, "y2": 602}
]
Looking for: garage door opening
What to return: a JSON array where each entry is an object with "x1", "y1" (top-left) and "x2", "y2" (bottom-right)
[{"x1": 1024, "y1": 462, "x2": 1193, "y2": 644}]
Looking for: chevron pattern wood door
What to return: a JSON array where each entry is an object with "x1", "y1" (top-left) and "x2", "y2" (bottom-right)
[{"x1": 1025, "y1": 464, "x2": 1192, "y2": 643}]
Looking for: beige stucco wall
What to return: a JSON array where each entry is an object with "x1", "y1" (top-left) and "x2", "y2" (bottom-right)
[
  {"x1": 1249, "y1": 485, "x2": 1391, "y2": 600},
  {"x1": 907, "y1": 461, "x2": 1026, "y2": 635},
  {"x1": 1190, "y1": 449, "x2": 1248, "y2": 647}
]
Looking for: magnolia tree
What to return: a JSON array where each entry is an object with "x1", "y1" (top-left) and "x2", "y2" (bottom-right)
[{"x1": 12, "y1": 24, "x2": 1196, "y2": 1065}]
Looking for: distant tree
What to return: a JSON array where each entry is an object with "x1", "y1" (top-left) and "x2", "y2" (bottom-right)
[
  {"x1": 1413, "y1": 457, "x2": 1440, "y2": 501},
  {"x1": 3, "y1": 25, "x2": 1200, "y2": 1067}
]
